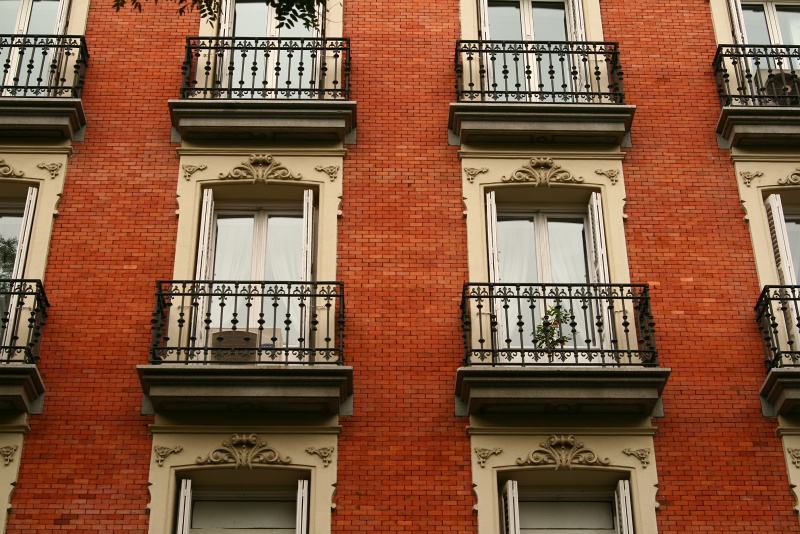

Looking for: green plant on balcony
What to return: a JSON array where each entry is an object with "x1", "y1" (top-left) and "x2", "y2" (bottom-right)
[{"x1": 534, "y1": 306, "x2": 572, "y2": 350}]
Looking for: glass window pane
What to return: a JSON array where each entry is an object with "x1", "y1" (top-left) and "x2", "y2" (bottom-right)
[
  {"x1": 785, "y1": 218, "x2": 800, "y2": 277},
  {"x1": 213, "y1": 216, "x2": 254, "y2": 280},
  {"x1": 531, "y1": 1, "x2": 567, "y2": 41},
  {"x1": 519, "y1": 501, "x2": 614, "y2": 531},
  {"x1": 497, "y1": 218, "x2": 538, "y2": 283},
  {"x1": 547, "y1": 218, "x2": 588, "y2": 284},
  {"x1": 777, "y1": 5, "x2": 800, "y2": 45},
  {"x1": 26, "y1": 0, "x2": 60, "y2": 34},
  {"x1": 0, "y1": 0, "x2": 22, "y2": 34},
  {"x1": 488, "y1": 0, "x2": 523, "y2": 39},
  {"x1": 743, "y1": 4, "x2": 772, "y2": 44},
  {"x1": 234, "y1": 0, "x2": 270, "y2": 36},
  {"x1": 264, "y1": 216, "x2": 303, "y2": 281},
  {"x1": 192, "y1": 500, "x2": 296, "y2": 528},
  {"x1": 0, "y1": 214, "x2": 22, "y2": 279}
]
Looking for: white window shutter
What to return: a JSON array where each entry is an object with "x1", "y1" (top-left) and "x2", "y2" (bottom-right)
[
  {"x1": 195, "y1": 189, "x2": 216, "y2": 281},
  {"x1": 301, "y1": 189, "x2": 314, "y2": 283},
  {"x1": 766, "y1": 194, "x2": 798, "y2": 286},
  {"x1": 176, "y1": 479, "x2": 192, "y2": 534},
  {"x1": 486, "y1": 191, "x2": 500, "y2": 284},
  {"x1": 566, "y1": 0, "x2": 586, "y2": 41},
  {"x1": 500, "y1": 480, "x2": 520, "y2": 534},
  {"x1": 296, "y1": 479, "x2": 310, "y2": 534},
  {"x1": 587, "y1": 192, "x2": 610, "y2": 285},
  {"x1": 218, "y1": 0, "x2": 233, "y2": 37},
  {"x1": 726, "y1": 0, "x2": 747, "y2": 43},
  {"x1": 477, "y1": 0, "x2": 491, "y2": 40},
  {"x1": 10, "y1": 187, "x2": 37, "y2": 281},
  {"x1": 614, "y1": 480, "x2": 634, "y2": 534},
  {"x1": 54, "y1": 0, "x2": 72, "y2": 34}
]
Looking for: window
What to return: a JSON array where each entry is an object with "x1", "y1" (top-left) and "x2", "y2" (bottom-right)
[
  {"x1": 193, "y1": 185, "x2": 316, "y2": 358},
  {"x1": 765, "y1": 193, "x2": 800, "y2": 285},
  {"x1": 499, "y1": 478, "x2": 634, "y2": 534},
  {"x1": 0, "y1": 0, "x2": 70, "y2": 35},
  {"x1": 478, "y1": 0, "x2": 583, "y2": 41},
  {"x1": 740, "y1": 1, "x2": 800, "y2": 44},
  {"x1": 0, "y1": 184, "x2": 36, "y2": 282},
  {"x1": 176, "y1": 474, "x2": 309, "y2": 534}
]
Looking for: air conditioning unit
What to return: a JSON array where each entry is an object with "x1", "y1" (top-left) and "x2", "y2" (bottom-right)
[
  {"x1": 764, "y1": 71, "x2": 800, "y2": 105},
  {"x1": 210, "y1": 329, "x2": 258, "y2": 362}
]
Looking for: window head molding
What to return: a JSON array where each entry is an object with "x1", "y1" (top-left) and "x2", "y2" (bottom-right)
[
  {"x1": 469, "y1": 430, "x2": 659, "y2": 534},
  {"x1": 147, "y1": 428, "x2": 339, "y2": 534}
]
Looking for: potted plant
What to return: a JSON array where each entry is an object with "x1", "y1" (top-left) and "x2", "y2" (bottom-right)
[{"x1": 534, "y1": 305, "x2": 572, "y2": 350}]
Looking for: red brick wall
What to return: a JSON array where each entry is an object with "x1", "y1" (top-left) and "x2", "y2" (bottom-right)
[
  {"x1": 5, "y1": 3, "x2": 194, "y2": 531},
  {"x1": 604, "y1": 0, "x2": 798, "y2": 530}
]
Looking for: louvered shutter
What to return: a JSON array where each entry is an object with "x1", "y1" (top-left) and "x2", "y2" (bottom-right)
[
  {"x1": 301, "y1": 189, "x2": 314, "y2": 283},
  {"x1": 176, "y1": 479, "x2": 192, "y2": 534},
  {"x1": 614, "y1": 480, "x2": 634, "y2": 534},
  {"x1": 500, "y1": 480, "x2": 520, "y2": 534},
  {"x1": 566, "y1": 0, "x2": 586, "y2": 41},
  {"x1": 10, "y1": 187, "x2": 37, "y2": 281},
  {"x1": 195, "y1": 188, "x2": 216, "y2": 282},
  {"x1": 296, "y1": 479, "x2": 310, "y2": 534},
  {"x1": 766, "y1": 194, "x2": 798, "y2": 286},
  {"x1": 477, "y1": 0, "x2": 491, "y2": 40},
  {"x1": 486, "y1": 191, "x2": 500, "y2": 284},
  {"x1": 587, "y1": 192, "x2": 610, "y2": 285},
  {"x1": 726, "y1": 0, "x2": 748, "y2": 44},
  {"x1": 54, "y1": 0, "x2": 72, "y2": 33},
  {"x1": 217, "y1": 0, "x2": 233, "y2": 37}
]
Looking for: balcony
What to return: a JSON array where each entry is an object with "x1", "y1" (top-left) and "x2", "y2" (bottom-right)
[
  {"x1": 138, "y1": 280, "x2": 353, "y2": 415},
  {"x1": 448, "y1": 41, "x2": 635, "y2": 145},
  {"x1": 455, "y1": 283, "x2": 670, "y2": 416},
  {"x1": 0, "y1": 35, "x2": 88, "y2": 140},
  {"x1": 714, "y1": 44, "x2": 800, "y2": 148},
  {"x1": 167, "y1": 37, "x2": 356, "y2": 142},
  {"x1": 754, "y1": 286, "x2": 800, "y2": 415},
  {"x1": 0, "y1": 280, "x2": 48, "y2": 413}
]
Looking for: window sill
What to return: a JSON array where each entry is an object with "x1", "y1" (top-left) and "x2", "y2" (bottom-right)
[
  {"x1": 717, "y1": 105, "x2": 800, "y2": 149},
  {"x1": 455, "y1": 366, "x2": 670, "y2": 417},
  {"x1": 0, "y1": 97, "x2": 85, "y2": 141},
  {"x1": 448, "y1": 103, "x2": 635, "y2": 146},
  {"x1": 137, "y1": 364, "x2": 353, "y2": 415},
  {"x1": 168, "y1": 99, "x2": 357, "y2": 143}
]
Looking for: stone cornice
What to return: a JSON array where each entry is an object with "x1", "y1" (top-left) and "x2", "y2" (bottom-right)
[
  {"x1": 176, "y1": 147, "x2": 347, "y2": 158},
  {"x1": 466, "y1": 426, "x2": 657, "y2": 436},
  {"x1": 150, "y1": 425, "x2": 342, "y2": 435},
  {"x1": 459, "y1": 150, "x2": 626, "y2": 161}
]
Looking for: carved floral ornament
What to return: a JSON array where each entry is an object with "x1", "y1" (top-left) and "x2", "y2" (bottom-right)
[
  {"x1": 182, "y1": 164, "x2": 207, "y2": 181},
  {"x1": 595, "y1": 168, "x2": 619, "y2": 185},
  {"x1": 475, "y1": 447, "x2": 502, "y2": 468},
  {"x1": 788, "y1": 448, "x2": 800, "y2": 468},
  {"x1": 740, "y1": 171, "x2": 764, "y2": 187},
  {"x1": 779, "y1": 168, "x2": 800, "y2": 186},
  {"x1": 154, "y1": 445, "x2": 183, "y2": 466},
  {"x1": 0, "y1": 445, "x2": 17, "y2": 466},
  {"x1": 622, "y1": 447, "x2": 651, "y2": 468},
  {"x1": 220, "y1": 155, "x2": 301, "y2": 185},
  {"x1": 464, "y1": 167, "x2": 488, "y2": 183},
  {"x1": 306, "y1": 446, "x2": 335, "y2": 467},
  {"x1": 315, "y1": 165, "x2": 340, "y2": 181},
  {"x1": 516, "y1": 435, "x2": 610, "y2": 470},
  {"x1": 197, "y1": 434, "x2": 291, "y2": 469},
  {"x1": 502, "y1": 158, "x2": 583, "y2": 186},
  {"x1": 0, "y1": 159, "x2": 62, "y2": 180}
]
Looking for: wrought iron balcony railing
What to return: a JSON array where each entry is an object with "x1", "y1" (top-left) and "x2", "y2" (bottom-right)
[
  {"x1": 179, "y1": 37, "x2": 350, "y2": 99},
  {"x1": 0, "y1": 35, "x2": 88, "y2": 97},
  {"x1": 0, "y1": 279, "x2": 48, "y2": 363},
  {"x1": 714, "y1": 44, "x2": 800, "y2": 106},
  {"x1": 461, "y1": 283, "x2": 656, "y2": 366},
  {"x1": 455, "y1": 40, "x2": 624, "y2": 104},
  {"x1": 754, "y1": 285, "x2": 800, "y2": 369},
  {"x1": 151, "y1": 280, "x2": 344, "y2": 365}
]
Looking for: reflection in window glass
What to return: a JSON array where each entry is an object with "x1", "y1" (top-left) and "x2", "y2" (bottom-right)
[
  {"x1": 497, "y1": 218, "x2": 538, "y2": 283},
  {"x1": 0, "y1": 215, "x2": 22, "y2": 280},
  {"x1": 547, "y1": 218, "x2": 589, "y2": 284},
  {"x1": 0, "y1": 0, "x2": 22, "y2": 34},
  {"x1": 488, "y1": 0, "x2": 524, "y2": 39},
  {"x1": 777, "y1": 5, "x2": 800, "y2": 45},
  {"x1": 530, "y1": 2, "x2": 567, "y2": 40},
  {"x1": 743, "y1": 4, "x2": 772, "y2": 43},
  {"x1": 213, "y1": 216, "x2": 255, "y2": 280},
  {"x1": 26, "y1": 0, "x2": 60, "y2": 34}
]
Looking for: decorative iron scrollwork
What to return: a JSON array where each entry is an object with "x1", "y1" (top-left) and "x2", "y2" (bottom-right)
[
  {"x1": 475, "y1": 447, "x2": 502, "y2": 467},
  {"x1": 197, "y1": 434, "x2": 291, "y2": 469},
  {"x1": 516, "y1": 435, "x2": 610, "y2": 469},
  {"x1": 502, "y1": 158, "x2": 583, "y2": 186},
  {"x1": 220, "y1": 155, "x2": 301, "y2": 184}
]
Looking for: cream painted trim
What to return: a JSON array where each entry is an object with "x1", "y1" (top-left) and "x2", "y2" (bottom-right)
[
  {"x1": 197, "y1": 0, "x2": 344, "y2": 38},
  {"x1": 709, "y1": 0, "x2": 738, "y2": 44},
  {"x1": 0, "y1": 152, "x2": 69, "y2": 281},
  {"x1": 176, "y1": 147, "x2": 347, "y2": 157},
  {"x1": 470, "y1": 431, "x2": 659, "y2": 534},
  {"x1": 467, "y1": 426, "x2": 658, "y2": 437},
  {"x1": 152, "y1": 425, "x2": 342, "y2": 435},
  {"x1": 731, "y1": 158, "x2": 800, "y2": 287},
  {"x1": 775, "y1": 417, "x2": 800, "y2": 519},
  {"x1": 461, "y1": 155, "x2": 631, "y2": 287},
  {"x1": 173, "y1": 151, "x2": 343, "y2": 283},
  {"x1": 148, "y1": 429, "x2": 338, "y2": 534},
  {"x1": 458, "y1": 150, "x2": 626, "y2": 161},
  {"x1": 0, "y1": 147, "x2": 72, "y2": 155},
  {"x1": 458, "y1": 0, "x2": 605, "y2": 41},
  {"x1": 733, "y1": 153, "x2": 800, "y2": 163},
  {"x1": 63, "y1": 0, "x2": 90, "y2": 35}
]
